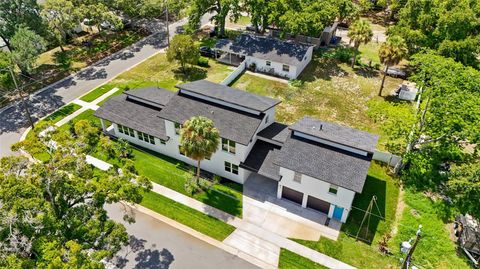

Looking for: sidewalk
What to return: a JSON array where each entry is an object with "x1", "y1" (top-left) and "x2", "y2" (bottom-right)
[{"x1": 85, "y1": 153, "x2": 356, "y2": 269}]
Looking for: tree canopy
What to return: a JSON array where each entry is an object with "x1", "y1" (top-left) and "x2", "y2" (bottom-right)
[
  {"x1": 180, "y1": 116, "x2": 220, "y2": 181},
  {"x1": 166, "y1": 34, "x2": 200, "y2": 74},
  {"x1": 10, "y1": 27, "x2": 47, "y2": 75},
  {"x1": 1, "y1": 125, "x2": 152, "y2": 267},
  {"x1": 402, "y1": 53, "x2": 480, "y2": 216},
  {"x1": 389, "y1": 0, "x2": 480, "y2": 68}
]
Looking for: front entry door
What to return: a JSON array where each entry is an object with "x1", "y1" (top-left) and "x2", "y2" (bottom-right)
[{"x1": 333, "y1": 206, "x2": 344, "y2": 220}]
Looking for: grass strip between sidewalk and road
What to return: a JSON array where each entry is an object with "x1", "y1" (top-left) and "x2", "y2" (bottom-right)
[
  {"x1": 80, "y1": 85, "x2": 118, "y2": 102},
  {"x1": 278, "y1": 249, "x2": 328, "y2": 269},
  {"x1": 140, "y1": 190, "x2": 236, "y2": 241}
]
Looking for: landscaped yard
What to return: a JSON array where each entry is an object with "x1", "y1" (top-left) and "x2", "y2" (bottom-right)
[
  {"x1": 291, "y1": 162, "x2": 470, "y2": 269},
  {"x1": 231, "y1": 54, "x2": 412, "y2": 152},
  {"x1": 92, "y1": 144, "x2": 243, "y2": 217},
  {"x1": 140, "y1": 191, "x2": 236, "y2": 241},
  {"x1": 278, "y1": 249, "x2": 328, "y2": 269},
  {"x1": 91, "y1": 53, "x2": 232, "y2": 105}
]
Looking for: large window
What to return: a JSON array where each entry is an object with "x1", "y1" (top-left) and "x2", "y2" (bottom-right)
[
  {"x1": 118, "y1": 124, "x2": 135, "y2": 137},
  {"x1": 222, "y1": 138, "x2": 236, "y2": 154},
  {"x1": 282, "y1": 64, "x2": 290, "y2": 72},
  {"x1": 224, "y1": 161, "x2": 239, "y2": 175},
  {"x1": 159, "y1": 139, "x2": 166, "y2": 145},
  {"x1": 174, "y1": 122, "x2": 182, "y2": 135},
  {"x1": 138, "y1": 131, "x2": 155, "y2": 145}
]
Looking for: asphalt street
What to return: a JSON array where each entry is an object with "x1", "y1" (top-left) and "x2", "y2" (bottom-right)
[{"x1": 106, "y1": 204, "x2": 258, "y2": 269}]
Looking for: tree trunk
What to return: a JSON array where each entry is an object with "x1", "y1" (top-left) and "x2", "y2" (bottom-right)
[
  {"x1": 196, "y1": 159, "x2": 201, "y2": 184},
  {"x1": 59, "y1": 44, "x2": 65, "y2": 52},
  {"x1": 0, "y1": 35, "x2": 12, "y2": 52},
  {"x1": 351, "y1": 46, "x2": 358, "y2": 68},
  {"x1": 379, "y1": 66, "x2": 389, "y2": 96}
]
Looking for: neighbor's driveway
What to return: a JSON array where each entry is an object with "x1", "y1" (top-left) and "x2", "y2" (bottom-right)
[{"x1": 106, "y1": 203, "x2": 259, "y2": 269}]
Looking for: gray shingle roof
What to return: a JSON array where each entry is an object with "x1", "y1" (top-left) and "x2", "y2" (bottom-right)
[
  {"x1": 125, "y1": 87, "x2": 175, "y2": 107},
  {"x1": 257, "y1": 122, "x2": 290, "y2": 144},
  {"x1": 94, "y1": 95, "x2": 169, "y2": 140},
  {"x1": 176, "y1": 80, "x2": 280, "y2": 112},
  {"x1": 158, "y1": 93, "x2": 263, "y2": 145},
  {"x1": 214, "y1": 34, "x2": 312, "y2": 66},
  {"x1": 290, "y1": 117, "x2": 379, "y2": 153},
  {"x1": 274, "y1": 135, "x2": 373, "y2": 193}
]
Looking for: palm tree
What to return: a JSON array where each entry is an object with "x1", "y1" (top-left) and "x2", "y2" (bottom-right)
[
  {"x1": 180, "y1": 116, "x2": 220, "y2": 183},
  {"x1": 348, "y1": 19, "x2": 373, "y2": 68},
  {"x1": 378, "y1": 35, "x2": 408, "y2": 96}
]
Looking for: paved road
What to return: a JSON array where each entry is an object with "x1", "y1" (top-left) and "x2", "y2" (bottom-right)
[
  {"x1": 106, "y1": 204, "x2": 258, "y2": 269},
  {"x1": 0, "y1": 14, "x2": 213, "y2": 157}
]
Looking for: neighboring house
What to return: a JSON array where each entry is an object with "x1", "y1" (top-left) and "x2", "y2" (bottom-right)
[
  {"x1": 94, "y1": 80, "x2": 378, "y2": 223},
  {"x1": 269, "y1": 22, "x2": 339, "y2": 48},
  {"x1": 214, "y1": 33, "x2": 313, "y2": 79}
]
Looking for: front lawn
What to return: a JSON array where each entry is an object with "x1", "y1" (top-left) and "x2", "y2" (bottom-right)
[
  {"x1": 57, "y1": 109, "x2": 100, "y2": 132},
  {"x1": 140, "y1": 191, "x2": 236, "y2": 241},
  {"x1": 231, "y1": 55, "x2": 412, "y2": 152},
  {"x1": 92, "y1": 144, "x2": 243, "y2": 217},
  {"x1": 80, "y1": 85, "x2": 119, "y2": 102},
  {"x1": 278, "y1": 249, "x2": 328, "y2": 269},
  {"x1": 294, "y1": 162, "x2": 400, "y2": 268},
  {"x1": 44, "y1": 103, "x2": 82, "y2": 124},
  {"x1": 93, "y1": 53, "x2": 232, "y2": 105},
  {"x1": 389, "y1": 190, "x2": 470, "y2": 269}
]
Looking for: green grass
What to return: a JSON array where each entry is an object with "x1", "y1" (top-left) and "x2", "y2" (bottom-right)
[
  {"x1": 80, "y1": 85, "x2": 119, "y2": 102},
  {"x1": 358, "y1": 42, "x2": 381, "y2": 67},
  {"x1": 235, "y1": 16, "x2": 251, "y2": 26},
  {"x1": 140, "y1": 191, "x2": 236, "y2": 241},
  {"x1": 95, "y1": 53, "x2": 232, "y2": 105},
  {"x1": 278, "y1": 249, "x2": 328, "y2": 269},
  {"x1": 93, "y1": 145, "x2": 243, "y2": 217},
  {"x1": 294, "y1": 162, "x2": 400, "y2": 268},
  {"x1": 231, "y1": 56, "x2": 410, "y2": 151},
  {"x1": 57, "y1": 109, "x2": 101, "y2": 132},
  {"x1": 44, "y1": 103, "x2": 82, "y2": 123},
  {"x1": 389, "y1": 190, "x2": 470, "y2": 269}
]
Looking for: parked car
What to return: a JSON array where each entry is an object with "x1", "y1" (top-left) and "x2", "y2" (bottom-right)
[
  {"x1": 245, "y1": 24, "x2": 262, "y2": 32},
  {"x1": 199, "y1": 46, "x2": 215, "y2": 58}
]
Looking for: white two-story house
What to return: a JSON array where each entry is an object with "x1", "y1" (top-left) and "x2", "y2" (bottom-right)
[{"x1": 94, "y1": 80, "x2": 378, "y2": 223}]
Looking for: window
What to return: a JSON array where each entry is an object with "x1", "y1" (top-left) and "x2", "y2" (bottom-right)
[
  {"x1": 174, "y1": 122, "x2": 182, "y2": 135},
  {"x1": 138, "y1": 131, "x2": 155, "y2": 144},
  {"x1": 118, "y1": 124, "x2": 135, "y2": 137},
  {"x1": 265, "y1": 114, "x2": 269, "y2": 124},
  {"x1": 293, "y1": 172, "x2": 302, "y2": 183},
  {"x1": 282, "y1": 64, "x2": 290, "y2": 72},
  {"x1": 179, "y1": 146, "x2": 185, "y2": 156},
  {"x1": 224, "y1": 161, "x2": 239, "y2": 175},
  {"x1": 328, "y1": 185, "x2": 338, "y2": 195},
  {"x1": 159, "y1": 139, "x2": 166, "y2": 145},
  {"x1": 222, "y1": 138, "x2": 236, "y2": 154},
  {"x1": 266, "y1": 61, "x2": 271, "y2": 67}
]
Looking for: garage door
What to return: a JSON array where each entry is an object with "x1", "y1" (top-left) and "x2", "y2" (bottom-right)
[
  {"x1": 307, "y1": 196, "x2": 330, "y2": 214},
  {"x1": 281, "y1": 187, "x2": 303, "y2": 204}
]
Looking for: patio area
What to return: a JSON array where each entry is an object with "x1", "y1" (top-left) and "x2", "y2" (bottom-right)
[
  {"x1": 216, "y1": 52, "x2": 245, "y2": 66},
  {"x1": 243, "y1": 173, "x2": 342, "y2": 241}
]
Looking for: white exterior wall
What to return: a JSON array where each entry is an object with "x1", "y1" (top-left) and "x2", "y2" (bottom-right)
[
  {"x1": 247, "y1": 57, "x2": 298, "y2": 79},
  {"x1": 295, "y1": 46, "x2": 313, "y2": 78},
  {"x1": 277, "y1": 167, "x2": 356, "y2": 222}
]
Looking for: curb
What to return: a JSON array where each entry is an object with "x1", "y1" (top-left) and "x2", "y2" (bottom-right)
[
  {"x1": 0, "y1": 30, "x2": 164, "y2": 115},
  {"x1": 130, "y1": 203, "x2": 276, "y2": 269}
]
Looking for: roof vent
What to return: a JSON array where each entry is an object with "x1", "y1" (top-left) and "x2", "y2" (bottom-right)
[
  {"x1": 210, "y1": 110, "x2": 214, "y2": 114},
  {"x1": 319, "y1": 124, "x2": 323, "y2": 131}
]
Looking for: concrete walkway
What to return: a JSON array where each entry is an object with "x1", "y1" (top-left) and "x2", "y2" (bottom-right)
[{"x1": 84, "y1": 153, "x2": 356, "y2": 269}]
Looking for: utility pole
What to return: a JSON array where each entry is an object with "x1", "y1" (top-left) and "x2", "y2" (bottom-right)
[
  {"x1": 401, "y1": 225, "x2": 422, "y2": 269},
  {"x1": 165, "y1": 0, "x2": 170, "y2": 47},
  {"x1": 9, "y1": 67, "x2": 34, "y2": 130}
]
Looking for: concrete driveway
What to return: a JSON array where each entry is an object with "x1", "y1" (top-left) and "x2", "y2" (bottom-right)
[{"x1": 243, "y1": 174, "x2": 341, "y2": 241}]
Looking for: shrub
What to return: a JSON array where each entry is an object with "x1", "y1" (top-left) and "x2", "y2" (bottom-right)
[
  {"x1": 212, "y1": 174, "x2": 221, "y2": 185},
  {"x1": 289, "y1": 79, "x2": 303, "y2": 87},
  {"x1": 322, "y1": 47, "x2": 354, "y2": 63},
  {"x1": 198, "y1": 56, "x2": 209, "y2": 67}
]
